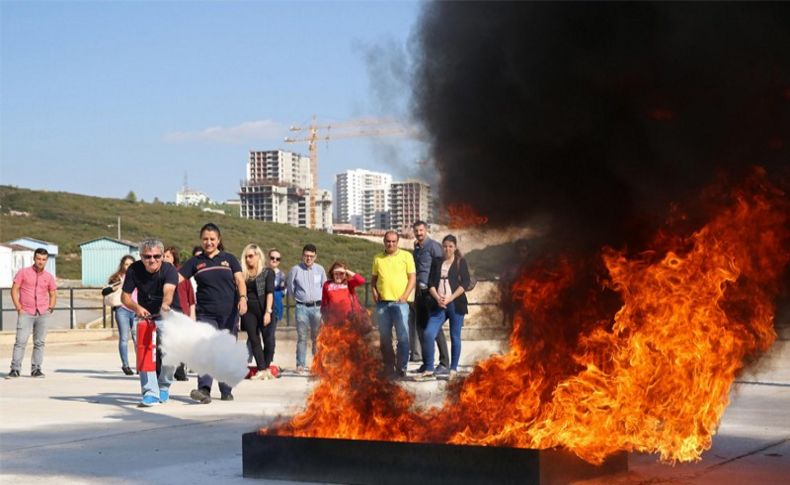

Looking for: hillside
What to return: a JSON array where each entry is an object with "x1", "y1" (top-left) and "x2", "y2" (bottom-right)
[{"x1": 0, "y1": 186, "x2": 383, "y2": 280}]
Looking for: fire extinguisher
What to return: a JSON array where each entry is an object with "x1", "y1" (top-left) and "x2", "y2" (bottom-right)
[{"x1": 136, "y1": 319, "x2": 157, "y2": 372}]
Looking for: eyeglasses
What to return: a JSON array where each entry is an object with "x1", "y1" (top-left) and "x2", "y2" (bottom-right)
[
  {"x1": 303, "y1": 254, "x2": 316, "y2": 259},
  {"x1": 269, "y1": 257, "x2": 281, "y2": 261},
  {"x1": 142, "y1": 254, "x2": 163, "y2": 260}
]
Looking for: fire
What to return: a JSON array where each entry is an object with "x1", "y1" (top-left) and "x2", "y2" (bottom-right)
[
  {"x1": 268, "y1": 171, "x2": 789, "y2": 464},
  {"x1": 447, "y1": 203, "x2": 489, "y2": 229}
]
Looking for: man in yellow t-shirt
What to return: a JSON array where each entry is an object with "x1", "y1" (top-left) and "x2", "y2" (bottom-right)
[{"x1": 371, "y1": 230, "x2": 416, "y2": 377}]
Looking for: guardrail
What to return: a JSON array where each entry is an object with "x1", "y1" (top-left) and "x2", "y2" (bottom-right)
[{"x1": 0, "y1": 279, "x2": 500, "y2": 331}]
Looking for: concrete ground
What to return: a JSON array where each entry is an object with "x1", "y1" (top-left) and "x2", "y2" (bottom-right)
[{"x1": 0, "y1": 328, "x2": 788, "y2": 484}]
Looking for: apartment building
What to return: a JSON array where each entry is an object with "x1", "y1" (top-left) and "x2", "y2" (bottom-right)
[
  {"x1": 389, "y1": 180, "x2": 432, "y2": 233},
  {"x1": 239, "y1": 150, "x2": 332, "y2": 231},
  {"x1": 362, "y1": 186, "x2": 390, "y2": 232},
  {"x1": 335, "y1": 169, "x2": 392, "y2": 230}
]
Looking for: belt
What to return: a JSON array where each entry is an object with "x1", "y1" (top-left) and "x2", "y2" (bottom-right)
[{"x1": 296, "y1": 300, "x2": 321, "y2": 307}]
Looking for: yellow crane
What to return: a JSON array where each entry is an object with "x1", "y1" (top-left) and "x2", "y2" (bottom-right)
[{"x1": 284, "y1": 116, "x2": 407, "y2": 230}]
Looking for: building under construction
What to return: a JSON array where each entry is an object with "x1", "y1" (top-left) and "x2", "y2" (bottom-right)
[{"x1": 239, "y1": 150, "x2": 332, "y2": 231}]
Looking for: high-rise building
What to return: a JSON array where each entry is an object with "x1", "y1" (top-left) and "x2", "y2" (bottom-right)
[
  {"x1": 362, "y1": 186, "x2": 390, "y2": 232},
  {"x1": 240, "y1": 150, "x2": 332, "y2": 231},
  {"x1": 389, "y1": 180, "x2": 432, "y2": 233},
  {"x1": 246, "y1": 150, "x2": 311, "y2": 188},
  {"x1": 335, "y1": 169, "x2": 392, "y2": 231}
]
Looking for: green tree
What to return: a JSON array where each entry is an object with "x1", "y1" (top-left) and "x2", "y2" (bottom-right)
[{"x1": 124, "y1": 191, "x2": 137, "y2": 203}]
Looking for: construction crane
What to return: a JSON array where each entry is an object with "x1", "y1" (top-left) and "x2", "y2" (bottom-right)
[{"x1": 284, "y1": 116, "x2": 407, "y2": 230}]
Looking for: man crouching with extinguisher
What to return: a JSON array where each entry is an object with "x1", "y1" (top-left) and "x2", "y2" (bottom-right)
[{"x1": 121, "y1": 238, "x2": 180, "y2": 407}]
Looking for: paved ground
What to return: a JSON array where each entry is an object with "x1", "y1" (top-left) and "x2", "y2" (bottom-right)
[{"x1": 0, "y1": 329, "x2": 788, "y2": 484}]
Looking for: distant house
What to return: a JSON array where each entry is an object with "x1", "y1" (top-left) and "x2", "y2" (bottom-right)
[
  {"x1": 0, "y1": 243, "x2": 34, "y2": 287},
  {"x1": 7, "y1": 237, "x2": 59, "y2": 277},
  {"x1": 79, "y1": 237, "x2": 139, "y2": 286}
]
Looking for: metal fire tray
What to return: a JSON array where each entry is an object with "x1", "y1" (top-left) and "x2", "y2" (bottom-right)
[{"x1": 242, "y1": 433, "x2": 627, "y2": 485}]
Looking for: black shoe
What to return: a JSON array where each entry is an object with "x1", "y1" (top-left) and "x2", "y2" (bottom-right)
[
  {"x1": 122, "y1": 366, "x2": 134, "y2": 376},
  {"x1": 174, "y1": 363, "x2": 188, "y2": 381},
  {"x1": 7, "y1": 370, "x2": 20, "y2": 378},
  {"x1": 189, "y1": 388, "x2": 212, "y2": 404},
  {"x1": 31, "y1": 369, "x2": 45, "y2": 378},
  {"x1": 220, "y1": 393, "x2": 234, "y2": 401},
  {"x1": 411, "y1": 364, "x2": 427, "y2": 374},
  {"x1": 434, "y1": 365, "x2": 450, "y2": 377}
]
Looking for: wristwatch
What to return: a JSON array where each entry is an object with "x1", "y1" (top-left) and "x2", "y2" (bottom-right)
[{"x1": 266, "y1": 309, "x2": 273, "y2": 314}]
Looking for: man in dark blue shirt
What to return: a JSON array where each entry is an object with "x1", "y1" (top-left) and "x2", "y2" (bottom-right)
[
  {"x1": 412, "y1": 221, "x2": 449, "y2": 374},
  {"x1": 122, "y1": 238, "x2": 179, "y2": 407}
]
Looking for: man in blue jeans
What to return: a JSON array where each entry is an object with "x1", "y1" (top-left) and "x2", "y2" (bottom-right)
[
  {"x1": 121, "y1": 238, "x2": 179, "y2": 407},
  {"x1": 286, "y1": 244, "x2": 326, "y2": 375},
  {"x1": 371, "y1": 231, "x2": 416, "y2": 378}
]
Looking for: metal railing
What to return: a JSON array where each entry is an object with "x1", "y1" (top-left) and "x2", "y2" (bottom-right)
[
  {"x1": 0, "y1": 279, "x2": 500, "y2": 331},
  {"x1": 0, "y1": 287, "x2": 112, "y2": 330}
]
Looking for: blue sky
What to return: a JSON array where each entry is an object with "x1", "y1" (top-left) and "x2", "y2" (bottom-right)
[{"x1": 0, "y1": 0, "x2": 425, "y2": 202}]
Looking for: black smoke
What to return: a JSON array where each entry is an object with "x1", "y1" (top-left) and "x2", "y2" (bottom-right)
[{"x1": 413, "y1": 2, "x2": 790, "y2": 251}]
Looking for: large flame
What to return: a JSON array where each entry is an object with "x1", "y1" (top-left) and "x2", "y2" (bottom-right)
[
  {"x1": 269, "y1": 172, "x2": 789, "y2": 464},
  {"x1": 447, "y1": 203, "x2": 489, "y2": 229}
]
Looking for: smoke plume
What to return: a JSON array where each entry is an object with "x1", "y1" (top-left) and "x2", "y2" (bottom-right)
[
  {"x1": 159, "y1": 311, "x2": 249, "y2": 388},
  {"x1": 413, "y1": 2, "x2": 790, "y2": 251}
]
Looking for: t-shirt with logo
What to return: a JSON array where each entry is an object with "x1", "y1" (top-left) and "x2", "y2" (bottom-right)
[
  {"x1": 179, "y1": 251, "x2": 242, "y2": 317},
  {"x1": 122, "y1": 261, "x2": 180, "y2": 315}
]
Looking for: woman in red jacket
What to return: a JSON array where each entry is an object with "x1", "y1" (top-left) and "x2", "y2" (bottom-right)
[{"x1": 321, "y1": 261, "x2": 365, "y2": 325}]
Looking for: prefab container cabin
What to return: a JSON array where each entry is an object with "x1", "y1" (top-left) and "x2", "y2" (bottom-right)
[
  {"x1": 79, "y1": 237, "x2": 139, "y2": 286},
  {"x1": 0, "y1": 244, "x2": 35, "y2": 287},
  {"x1": 0, "y1": 244, "x2": 13, "y2": 288},
  {"x1": 7, "y1": 237, "x2": 59, "y2": 277}
]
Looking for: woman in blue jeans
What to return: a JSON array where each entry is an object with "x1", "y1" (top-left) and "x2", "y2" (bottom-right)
[
  {"x1": 420, "y1": 235, "x2": 471, "y2": 380},
  {"x1": 107, "y1": 255, "x2": 137, "y2": 375}
]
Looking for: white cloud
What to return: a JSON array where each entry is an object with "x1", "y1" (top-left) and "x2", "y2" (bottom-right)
[{"x1": 163, "y1": 120, "x2": 287, "y2": 143}]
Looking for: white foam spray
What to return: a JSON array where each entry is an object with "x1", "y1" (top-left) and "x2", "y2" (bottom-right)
[{"x1": 158, "y1": 311, "x2": 248, "y2": 388}]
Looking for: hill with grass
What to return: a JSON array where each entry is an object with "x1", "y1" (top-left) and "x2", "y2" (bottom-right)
[{"x1": 0, "y1": 185, "x2": 383, "y2": 280}]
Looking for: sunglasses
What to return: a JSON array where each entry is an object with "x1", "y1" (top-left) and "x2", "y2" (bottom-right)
[
  {"x1": 142, "y1": 254, "x2": 163, "y2": 260},
  {"x1": 270, "y1": 257, "x2": 281, "y2": 261}
]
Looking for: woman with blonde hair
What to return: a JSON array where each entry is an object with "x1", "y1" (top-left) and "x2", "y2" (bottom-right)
[{"x1": 240, "y1": 244, "x2": 275, "y2": 379}]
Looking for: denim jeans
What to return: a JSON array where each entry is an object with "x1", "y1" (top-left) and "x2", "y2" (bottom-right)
[
  {"x1": 115, "y1": 307, "x2": 137, "y2": 368},
  {"x1": 138, "y1": 319, "x2": 174, "y2": 399},
  {"x1": 11, "y1": 312, "x2": 50, "y2": 372},
  {"x1": 295, "y1": 305, "x2": 322, "y2": 368},
  {"x1": 423, "y1": 301, "x2": 464, "y2": 371},
  {"x1": 414, "y1": 289, "x2": 449, "y2": 368},
  {"x1": 196, "y1": 312, "x2": 237, "y2": 397},
  {"x1": 376, "y1": 302, "x2": 410, "y2": 373}
]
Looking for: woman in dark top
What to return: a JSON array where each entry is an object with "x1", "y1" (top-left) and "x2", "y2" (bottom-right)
[
  {"x1": 240, "y1": 244, "x2": 275, "y2": 380},
  {"x1": 179, "y1": 223, "x2": 247, "y2": 403},
  {"x1": 420, "y1": 234, "x2": 471, "y2": 380}
]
